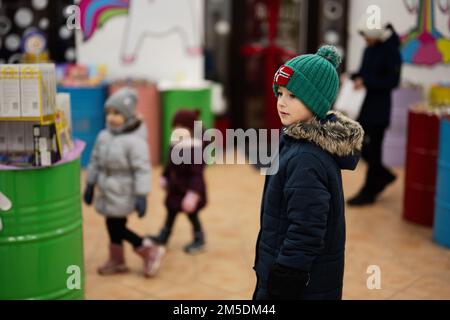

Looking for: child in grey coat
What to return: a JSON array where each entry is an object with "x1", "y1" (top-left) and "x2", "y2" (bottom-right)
[{"x1": 83, "y1": 87, "x2": 164, "y2": 277}]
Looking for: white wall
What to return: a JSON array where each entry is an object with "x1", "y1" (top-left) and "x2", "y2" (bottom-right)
[
  {"x1": 76, "y1": 0, "x2": 204, "y2": 83},
  {"x1": 347, "y1": 0, "x2": 450, "y2": 87}
]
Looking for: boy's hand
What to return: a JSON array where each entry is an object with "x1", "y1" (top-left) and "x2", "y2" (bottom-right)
[
  {"x1": 267, "y1": 263, "x2": 310, "y2": 300},
  {"x1": 135, "y1": 195, "x2": 147, "y2": 218},
  {"x1": 83, "y1": 184, "x2": 95, "y2": 205},
  {"x1": 182, "y1": 191, "x2": 200, "y2": 214},
  {"x1": 353, "y1": 77, "x2": 365, "y2": 90}
]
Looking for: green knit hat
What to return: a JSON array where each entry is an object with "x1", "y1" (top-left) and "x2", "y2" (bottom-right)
[{"x1": 273, "y1": 45, "x2": 342, "y2": 120}]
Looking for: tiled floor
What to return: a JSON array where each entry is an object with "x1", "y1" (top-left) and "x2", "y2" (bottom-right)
[{"x1": 81, "y1": 156, "x2": 450, "y2": 300}]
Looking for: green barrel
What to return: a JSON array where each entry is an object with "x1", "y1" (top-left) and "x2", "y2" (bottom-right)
[
  {"x1": 161, "y1": 86, "x2": 213, "y2": 164},
  {"x1": 0, "y1": 158, "x2": 85, "y2": 300}
]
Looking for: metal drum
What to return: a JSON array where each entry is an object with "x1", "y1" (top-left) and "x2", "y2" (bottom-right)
[
  {"x1": 0, "y1": 158, "x2": 85, "y2": 299},
  {"x1": 433, "y1": 117, "x2": 450, "y2": 247},
  {"x1": 58, "y1": 85, "x2": 107, "y2": 167},
  {"x1": 160, "y1": 85, "x2": 213, "y2": 164},
  {"x1": 403, "y1": 109, "x2": 440, "y2": 226}
]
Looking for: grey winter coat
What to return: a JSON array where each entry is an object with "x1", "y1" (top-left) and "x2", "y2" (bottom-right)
[{"x1": 86, "y1": 121, "x2": 151, "y2": 218}]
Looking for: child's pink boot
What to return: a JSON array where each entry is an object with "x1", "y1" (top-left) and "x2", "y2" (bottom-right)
[
  {"x1": 135, "y1": 238, "x2": 166, "y2": 277},
  {"x1": 98, "y1": 244, "x2": 129, "y2": 275}
]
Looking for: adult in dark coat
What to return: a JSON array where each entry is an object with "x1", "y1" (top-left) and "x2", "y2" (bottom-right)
[
  {"x1": 348, "y1": 23, "x2": 403, "y2": 206},
  {"x1": 150, "y1": 110, "x2": 208, "y2": 254},
  {"x1": 253, "y1": 112, "x2": 364, "y2": 300}
]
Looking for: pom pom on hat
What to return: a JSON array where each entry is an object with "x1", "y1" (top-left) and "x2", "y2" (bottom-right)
[{"x1": 317, "y1": 45, "x2": 342, "y2": 69}]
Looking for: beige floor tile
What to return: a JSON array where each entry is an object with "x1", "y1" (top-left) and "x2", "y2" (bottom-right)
[
  {"x1": 388, "y1": 291, "x2": 424, "y2": 300},
  {"x1": 80, "y1": 161, "x2": 450, "y2": 300},
  {"x1": 196, "y1": 256, "x2": 255, "y2": 294},
  {"x1": 395, "y1": 276, "x2": 450, "y2": 299},
  {"x1": 85, "y1": 280, "x2": 154, "y2": 300}
]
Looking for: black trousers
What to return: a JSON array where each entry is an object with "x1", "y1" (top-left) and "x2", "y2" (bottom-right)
[
  {"x1": 360, "y1": 125, "x2": 394, "y2": 194},
  {"x1": 164, "y1": 209, "x2": 203, "y2": 234},
  {"x1": 106, "y1": 217, "x2": 143, "y2": 248}
]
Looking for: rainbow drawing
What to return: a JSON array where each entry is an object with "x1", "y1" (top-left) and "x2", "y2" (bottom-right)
[
  {"x1": 80, "y1": 0, "x2": 130, "y2": 41},
  {"x1": 401, "y1": 0, "x2": 450, "y2": 65}
]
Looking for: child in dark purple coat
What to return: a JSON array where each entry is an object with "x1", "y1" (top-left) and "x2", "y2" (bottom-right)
[{"x1": 151, "y1": 110, "x2": 207, "y2": 254}]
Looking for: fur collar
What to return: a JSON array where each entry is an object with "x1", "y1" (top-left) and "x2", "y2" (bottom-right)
[{"x1": 284, "y1": 111, "x2": 364, "y2": 157}]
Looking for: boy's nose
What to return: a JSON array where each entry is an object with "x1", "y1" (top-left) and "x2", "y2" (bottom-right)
[{"x1": 277, "y1": 99, "x2": 287, "y2": 109}]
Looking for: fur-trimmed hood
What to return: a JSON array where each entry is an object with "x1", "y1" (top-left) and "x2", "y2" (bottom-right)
[{"x1": 284, "y1": 111, "x2": 364, "y2": 169}]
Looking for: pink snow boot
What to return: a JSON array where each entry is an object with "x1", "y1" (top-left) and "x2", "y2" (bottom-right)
[
  {"x1": 135, "y1": 238, "x2": 166, "y2": 277},
  {"x1": 97, "y1": 244, "x2": 129, "y2": 275}
]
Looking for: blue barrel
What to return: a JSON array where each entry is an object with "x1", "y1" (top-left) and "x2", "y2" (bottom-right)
[
  {"x1": 58, "y1": 85, "x2": 107, "y2": 167},
  {"x1": 433, "y1": 117, "x2": 450, "y2": 247}
]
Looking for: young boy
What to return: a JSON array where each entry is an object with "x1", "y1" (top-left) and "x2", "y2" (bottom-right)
[
  {"x1": 253, "y1": 46, "x2": 364, "y2": 300},
  {"x1": 150, "y1": 109, "x2": 207, "y2": 254},
  {"x1": 83, "y1": 87, "x2": 165, "y2": 277}
]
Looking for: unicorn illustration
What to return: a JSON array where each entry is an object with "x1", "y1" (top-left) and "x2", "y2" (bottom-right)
[
  {"x1": 401, "y1": 0, "x2": 450, "y2": 65},
  {"x1": 80, "y1": 0, "x2": 202, "y2": 64}
]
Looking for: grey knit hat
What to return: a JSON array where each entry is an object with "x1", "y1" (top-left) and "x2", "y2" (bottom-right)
[{"x1": 105, "y1": 87, "x2": 138, "y2": 121}]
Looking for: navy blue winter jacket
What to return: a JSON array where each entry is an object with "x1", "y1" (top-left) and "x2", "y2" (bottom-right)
[{"x1": 253, "y1": 111, "x2": 364, "y2": 300}]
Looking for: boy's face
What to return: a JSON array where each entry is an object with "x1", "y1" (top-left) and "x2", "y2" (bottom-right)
[
  {"x1": 105, "y1": 107, "x2": 126, "y2": 128},
  {"x1": 276, "y1": 86, "x2": 314, "y2": 126}
]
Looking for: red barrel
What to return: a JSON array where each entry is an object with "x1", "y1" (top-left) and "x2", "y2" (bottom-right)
[
  {"x1": 110, "y1": 82, "x2": 161, "y2": 166},
  {"x1": 403, "y1": 109, "x2": 440, "y2": 226}
]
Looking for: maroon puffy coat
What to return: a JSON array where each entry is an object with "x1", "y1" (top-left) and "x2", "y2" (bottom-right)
[{"x1": 163, "y1": 143, "x2": 207, "y2": 213}]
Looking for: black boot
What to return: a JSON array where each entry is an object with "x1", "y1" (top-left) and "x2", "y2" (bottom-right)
[
  {"x1": 149, "y1": 228, "x2": 171, "y2": 245},
  {"x1": 373, "y1": 170, "x2": 397, "y2": 195},
  {"x1": 348, "y1": 168, "x2": 397, "y2": 206},
  {"x1": 184, "y1": 231, "x2": 205, "y2": 254},
  {"x1": 347, "y1": 190, "x2": 376, "y2": 206}
]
